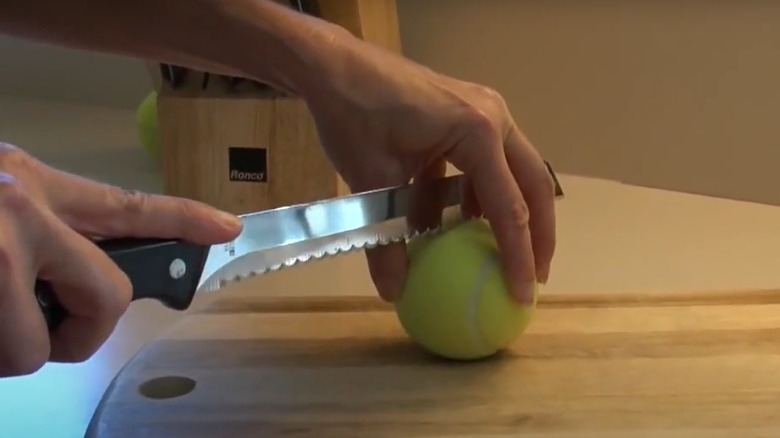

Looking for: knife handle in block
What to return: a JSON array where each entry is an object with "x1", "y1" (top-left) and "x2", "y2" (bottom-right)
[{"x1": 35, "y1": 238, "x2": 210, "y2": 332}]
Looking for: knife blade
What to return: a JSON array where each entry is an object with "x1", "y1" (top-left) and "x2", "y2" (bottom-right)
[
  {"x1": 34, "y1": 174, "x2": 462, "y2": 331},
  {"x1": 36, "y1": 164, "x2": 564, "y2": 332}
]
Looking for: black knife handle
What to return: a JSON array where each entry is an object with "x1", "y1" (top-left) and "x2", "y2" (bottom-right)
[{"x1": 36, "y1": 238, "x2": 210, "y2": 332}]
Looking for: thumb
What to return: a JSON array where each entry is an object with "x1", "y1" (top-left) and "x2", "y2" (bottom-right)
[
  {"x1": 365, "y1": 243, "x2": 408, "y2": 302},
  {"x1": 46, "y1": 170, "x2": 241, "y2": 244},
  {"x1": 364, "y1": 158, "x2": 448, "y2": 302}
]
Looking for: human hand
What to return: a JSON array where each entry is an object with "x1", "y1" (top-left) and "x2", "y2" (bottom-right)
[
  {"x1": 300, "y1": 29, "x2": 557, "y2": 305},
  {"x1": 0, "y1": 143, "x2": 241, "y2": 377}
]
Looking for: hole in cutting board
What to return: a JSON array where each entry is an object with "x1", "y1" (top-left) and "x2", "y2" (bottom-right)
[{"x1": 138, "y1": 376, "x2": 196, "y2": 400}]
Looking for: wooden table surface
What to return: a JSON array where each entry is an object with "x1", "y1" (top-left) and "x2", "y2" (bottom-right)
[{"x1": 88, "y1": 288, "x2": 780, "y2": 437}]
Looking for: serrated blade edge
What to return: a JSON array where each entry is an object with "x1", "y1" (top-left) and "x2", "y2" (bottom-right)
[{"x1": 198, "y1": 205, "x2": 463, "y2": 292}]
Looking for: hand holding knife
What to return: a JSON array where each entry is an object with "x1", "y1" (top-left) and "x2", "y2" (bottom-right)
[{"x1": 37, "y1": 165, "x2": 563, "y2": 332}]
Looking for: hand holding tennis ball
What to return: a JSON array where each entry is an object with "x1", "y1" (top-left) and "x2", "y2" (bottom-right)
[{"x1": 394, "y1": 219, "x2": 537, "y2": 360}]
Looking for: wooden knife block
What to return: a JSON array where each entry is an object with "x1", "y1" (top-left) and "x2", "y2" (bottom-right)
[
  {"x1": 149, "y1": 0, "x2": 402, "y2": 215},
  {"x1": 158, "y1": 94, "x2": 344, "y2": 214}
]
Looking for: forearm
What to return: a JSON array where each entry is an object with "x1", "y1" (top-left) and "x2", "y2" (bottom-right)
[{"x1": 0, "y1": 0, "x2": 349, "y2": 96}]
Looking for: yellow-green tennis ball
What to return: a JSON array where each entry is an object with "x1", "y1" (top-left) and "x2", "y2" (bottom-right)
[
  {"x1": 136, "y1": 91, "x2": 160, "y2": 158},
  {"x1": 394, "y1": 218, "x2": 537, "y2": 361}
]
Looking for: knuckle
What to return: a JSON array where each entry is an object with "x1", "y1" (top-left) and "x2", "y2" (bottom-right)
[
  {"x1": 107, "y1": 188, "x2": 153, "y2": 233},
  {"x1": 79, "y1": 240, "x2": 134, "y2": 322},
  {"x1": 0, "y1": 173, "x2": 33, "y2": 215},
  {"x1": 173, "y1": 198, "x2": 198, "y2": 223},
  {"x1": 463, "y1": 109, "x2": 500, "y2": 140},
  {"x1": 476, "y1": 85, "x2": 509, "y2": 111},
  {"x1": 116, "y1": 189, "x2": 149, "y2": 216},
  {"x1": 0, "y1": 143, "x2": 35, "y2": 174},
  {"x1": 480, "y1": 85, "x2": 504, "y2": 102},
  {"x1": 103, "y1": 271, "x2": 133, "y2": 320},
  {"x1": 508, "y1": 197, "x2": 531, "y2": 230},
  {"x1": 87, "y1": 270, "x2": 132, "y2": 325},
  {"x1": 0, "y1": 142, "x2": 24, "y2": 166}
]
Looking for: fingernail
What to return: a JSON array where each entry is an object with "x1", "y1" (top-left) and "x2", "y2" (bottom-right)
[
  {"x1": 380, "y1": 274, "x2": 406, "y2": 303},
  {"x1": 537, "y1": 265, "x2": 551, "y2": 285},
  {"x1": 515, "y1": 281, "x2": 538, "y2": 306},
  {"x1": 217, "y1": 210, "x2": 242, "y2": 230}
]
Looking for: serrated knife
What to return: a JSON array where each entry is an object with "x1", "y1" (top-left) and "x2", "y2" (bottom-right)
[{"x1": 36, "y1": 166, "x2": 563, "y2": 332}]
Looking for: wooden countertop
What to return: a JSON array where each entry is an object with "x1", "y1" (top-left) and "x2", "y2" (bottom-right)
[
  {"x1": 2, "y1": 97, "x2": 780, "y2": 436},
  {"x1": 88, "y1": 290, "x2": 780, "y2": 437}
]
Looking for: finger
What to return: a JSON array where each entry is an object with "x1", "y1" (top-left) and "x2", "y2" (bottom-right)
[
  {"x1": 0, "y1": 211, "x2": 50, "y2": 376},
  {"x1": 0, "y1": 260, "x2": 50, "y2": 376},
  {"x1": 460, "y1": 174, "x2": 482, "y2": 219},
  {"x1": 365, "y1": 243, "x2": 407, "y2": 302},
  {"x1": 447, "y1": 120, "x2": 537, "y2": 305},
  {"x1": 365, "y1": 158, "x2": 447, "y2": 302},
  {"x1": 408, "y1": 158, "x2": 448, "y2": 232},
  {"x1": 505, "y1": 125, "x2": 557, "y2": 283},
  {"x1": 44, "y1": 169, "x2": 241, "y2": 244},
  {"x1": 30, "y1": 205, "x2": 132, "y2": 362}
]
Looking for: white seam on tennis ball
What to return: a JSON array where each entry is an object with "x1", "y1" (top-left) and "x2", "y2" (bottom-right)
[{"x1": 466, "y1": 252, "x2": 498, "y2": 351}]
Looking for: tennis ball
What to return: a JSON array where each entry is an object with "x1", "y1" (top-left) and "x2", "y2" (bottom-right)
[
  {"x1": 394, "y1": 218, "x2": 537, "y2": 361},
  {"x1": 136, "y1": 91, "x2": 160, "y2": 159}
]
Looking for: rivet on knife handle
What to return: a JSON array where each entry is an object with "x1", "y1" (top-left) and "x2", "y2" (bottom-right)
[{"x1": 36, "y1": 238, "x2": 210, "y2": 332}]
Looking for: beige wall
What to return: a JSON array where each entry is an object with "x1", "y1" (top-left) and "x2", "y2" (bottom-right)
[
  {"x1": 2, "y1": 1, "x2": 780, "y2": 204},
  {"x1": 0, "y1": 35, "x2": 152, "y2": 108},
  {"x1": 397, "y1": 0, "x2": 780, "y2": 205}
]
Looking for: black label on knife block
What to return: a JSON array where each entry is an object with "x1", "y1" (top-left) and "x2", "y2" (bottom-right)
[{"x1": 228, "y1": 147, "x2": 268, "y2": 183}]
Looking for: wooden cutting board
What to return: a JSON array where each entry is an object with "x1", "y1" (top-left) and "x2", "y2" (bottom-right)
[{"x1": 87, "y1": 289, "x2": 780, "y2": 437}]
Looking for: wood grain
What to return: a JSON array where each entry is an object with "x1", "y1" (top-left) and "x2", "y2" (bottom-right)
[
  {"x1": 88, "y1": 289, "x2": 780, "y2": 437},
  {"x1": 159, "y1": 96, "x2": 347, "y2": 214},
  {"x1": 155, "y1": 0, "x2": 401, "y2": 214}
]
